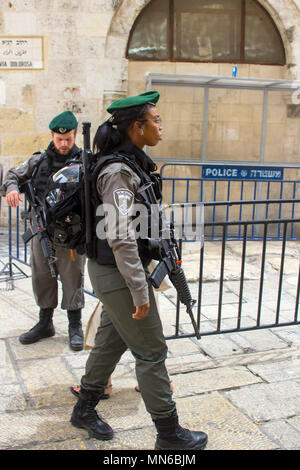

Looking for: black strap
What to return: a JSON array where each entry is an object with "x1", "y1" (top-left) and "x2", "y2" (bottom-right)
[
  {"x1": 91, "y1": 152, "x2": 149, "y2": 186},
  {"x1": 31, "y1": 152, "x2": 47, "y2": 180}
]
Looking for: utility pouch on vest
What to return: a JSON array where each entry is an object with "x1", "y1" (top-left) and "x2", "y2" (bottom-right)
[{"x1": 45, "y1": 164, "x2": 85, "y2": 252}]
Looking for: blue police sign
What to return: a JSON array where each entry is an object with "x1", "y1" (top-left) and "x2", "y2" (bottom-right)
[{"x1": 202, "y1": 165, "x2": 284, "y2": 181}]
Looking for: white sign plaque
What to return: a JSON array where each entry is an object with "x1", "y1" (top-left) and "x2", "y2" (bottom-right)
[{"x1": 0, "y1": 36, "x2": 43, "y2": 70}]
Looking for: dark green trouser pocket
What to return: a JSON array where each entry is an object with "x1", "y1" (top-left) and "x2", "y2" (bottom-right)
[{"x1": 82, "y1": 260, "x2": 176, "y2": 419}]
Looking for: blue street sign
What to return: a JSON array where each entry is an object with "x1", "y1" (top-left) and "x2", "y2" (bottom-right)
[{"x1": 202, "y1": 165, "x2": 284, "y2": 181}]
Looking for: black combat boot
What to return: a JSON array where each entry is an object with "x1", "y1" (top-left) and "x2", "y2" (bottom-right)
[
  {"x1": 153, "y1": 409, "x2": 208, "y2": 450},
  {"x1": 19, "y1": 308, "x2": 55, "y2": 345},
  {"x1": 70, "y1": 387, "x2": 113, "y2": 440},
  {"x1": 67, "y1": 309, "x2": 83, "y2": 351}
]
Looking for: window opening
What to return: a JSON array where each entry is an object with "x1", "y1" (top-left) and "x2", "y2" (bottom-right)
[{"x1": 127, "y1": 0, "x2": 285, "y2": 65}]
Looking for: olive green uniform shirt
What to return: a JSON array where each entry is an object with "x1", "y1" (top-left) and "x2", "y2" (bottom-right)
[{"x1": 0, "y1": 153, "x2": 43, "y2": 196}]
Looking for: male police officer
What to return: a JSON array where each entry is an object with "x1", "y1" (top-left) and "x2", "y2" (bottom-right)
[{"x1": 0, "y1": 111, "x2": 85, "y2": 351}]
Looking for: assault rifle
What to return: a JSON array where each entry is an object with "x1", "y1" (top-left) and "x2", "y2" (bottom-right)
[
  {"x1": 82, "y1": 121, "x2": 94, "y2": 258},
  {"x1": 138, "y1": 182, "x2": 201, "y2": 340},
  {"x1": 21, "y1": 180, "x2": 57, "y2": 278}
]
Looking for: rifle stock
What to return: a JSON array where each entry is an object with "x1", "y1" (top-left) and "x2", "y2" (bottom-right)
[
  {"x1": 138, "y1": 183, "x2": 200, "y2": 339},
  {"x1": 150, "y1": 258, "x2": 200, "y2": 339},
  {"x1": 169, "y1": 267, "x2": 200, "y2": 339},
  {"x1": 148, "y1": 240, "x2": 200, "y2": 339},
  {"x1": 82, "y1": 122, "x2": 93, "y2": 258}
]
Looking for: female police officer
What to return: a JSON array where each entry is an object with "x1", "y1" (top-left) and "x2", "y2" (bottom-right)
[{"x1": 70, "y1": 91, "x2": 208, "y2": 450}]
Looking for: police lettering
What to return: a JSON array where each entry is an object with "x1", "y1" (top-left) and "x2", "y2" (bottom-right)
[{"x1": 204, "y1": 167, "x2": 238, "y2": 178}]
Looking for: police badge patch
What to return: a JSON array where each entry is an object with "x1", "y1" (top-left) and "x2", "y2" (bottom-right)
[{"x1": 113, "y1": 188, "x2": 134, "y2": 216}]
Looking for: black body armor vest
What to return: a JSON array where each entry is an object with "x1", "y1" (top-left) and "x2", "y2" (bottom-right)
[
  {"x1": 32, "y1": 145, "x2": 82, "y2": 203},
  {"x1": 30, "y1": 144, "x2": 83, "y2": 247},
  {"x1": 88, "y1": 152, "x2": 162, "y2": 268}
]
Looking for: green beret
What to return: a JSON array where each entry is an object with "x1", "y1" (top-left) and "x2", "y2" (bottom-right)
[
  {"x1": 49, "y1": 111, "x2": 78, "y2": 134},
  {"x1": 107, "y1": 91, "x2": 160, "y2": 114}
]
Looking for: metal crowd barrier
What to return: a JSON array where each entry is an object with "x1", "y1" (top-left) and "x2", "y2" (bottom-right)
[
  {"x1": 160, "y1": 162, "x2": 300, "y2": 241},
  {"x1": 0, "y1": 164, "x2": 2, "y2": 213},
  {"x1": 2, "y1": 198, "x2": 300, "y2": 339},
  {"x1": 0, "y1": 165, "x2": 18, "y2": 287},
  {"x1": 165, "y1": 212, "x2": 300, "y2": 340}
]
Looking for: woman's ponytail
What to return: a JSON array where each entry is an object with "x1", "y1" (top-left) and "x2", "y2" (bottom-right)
[
  {"x1": 93, "y1": 120, "x2": 123, "y2": 155},
  {"x1": 93, "y1": 103, "x2": 150, "y2": 155}
]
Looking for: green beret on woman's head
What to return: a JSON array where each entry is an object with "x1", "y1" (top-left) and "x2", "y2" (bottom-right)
[{"x1": 107, "y1": 91, "x2": 160, "y2": 114}]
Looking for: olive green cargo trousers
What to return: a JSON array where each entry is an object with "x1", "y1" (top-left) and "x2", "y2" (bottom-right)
[
  {"x1": 31, "y1": 236, "x2": 85, "y2": 310},
  {"x1": 80, "y1": 260, "x2": 176, "y2": 420}
]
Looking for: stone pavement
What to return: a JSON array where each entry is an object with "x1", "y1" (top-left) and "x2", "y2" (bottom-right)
[{"x1": 0, "y1": 232, "x2": 299, "y2": 452}]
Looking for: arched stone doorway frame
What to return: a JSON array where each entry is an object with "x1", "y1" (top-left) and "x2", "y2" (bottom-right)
[
  {"x1": 101, "y1": 0, "x2": 152, "y2": 115},
  {"x1": 103, "y1": 0, "x2": 297, "y2": 115}
]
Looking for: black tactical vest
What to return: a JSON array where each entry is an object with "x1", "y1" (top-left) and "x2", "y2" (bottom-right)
[
  {"x1": 32, "y1": 145, "x2": 82, "y2": 203},
  {"x1": 29, "y1": 145, "x2": 83, "y2": 248},
  {"x1": 88, "y1": 152, "x2": 162, "y2": 268}
]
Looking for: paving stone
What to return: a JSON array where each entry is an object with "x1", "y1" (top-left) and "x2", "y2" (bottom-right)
[
  {"x1": 118, "y1": 349, "x2": 136, "y2": 365},
  {"x1": 166, "y1": 353, "x2": 215, "y2": 375},
  {"x1": 30, "y1": 385, "x2": 79, "y2": 409},
  {"x1": 0, "y1": 340, "x2": 17, "y2": 384},
  {"x1": 233, "y1": 279, "x2": 296, "y2": 305},
  {"x1": 5, "y1": 391, "x2": 278, "y2": 450},
  {"x1": 206, "y1": 315, "x2": 259, "y2": 331},
  {"x1": 224, "y1": 379, "x2": 300, "y2": 421},
  {"x1": 0, "y1": 362, "x2": 18, "y2": 385},
  {"x1": 21, "y1": 438, "x2": 92, "y2": 450},
  {"x1": 272, "y1": 327, "x2": 300, "y2": 346},
  {"x1": 171, "y1": 365, "x2": 262, "y2": 398},
  {"x1": 63, "y1": 351, "x2": 90, "y2": 370},
  {"x1": 0, "y1": 302, "x2": 38, "y2": 338},
  {"x1": 92, "y1": 388, "x2": 152, "y2": 432},
  {"x1": 166, "y1": 337, "x2": 202, "y2": 356},
  {"x1": 267, "y1": 257, "x2": 299, "y2": 276},
  {"x1": 193, "y1": 332, "x2": 245, "y2": 358},
  {"x1": 0, "y1": 238, "x2": 299, "y2": 451},
  {"x1": 248, "y1": 358, "x2": 300, "y2": 382},
  {"x1": 214, "y1": 347, "x2": 299, "y2": 369},
  {"x1": 242, "y1": 304, "x2": 297, "y2": 325},
  {"x1": 189, "y1": 282, "x2": 240, "y2": 305},
  {"x1": 0, "y1": 404, "x2": 93, "y2": 449},
  {"x1": 18, "y1": 356, "x2": 74, "y2": 394},
  {"x1": 92, "y1": 427, "x2": 157, "y2": 451},
  {"x1": 228, "y1": 329, "x2": 289, "y2": 353},
  {"x1": 0, "y1": 383, "x2": 27, "y2": 412},
  {"x1": 9, "y1": 336, "x2": 76, "y2": 361},
  {"x1": 200, "y1": 302, "x2": 248, "y2": 321},
  {"x1": 175, "y1": 393, "x2": 279, "y2": 450},
  {"x1": 184, "y1": 251, "x2": 261, "y2": 282},
  {"x1": 288, "y1": 415, "x2": 300, "y2": 432},
  {"x1": 259, "y1": 420, "x2": 300, "y2": 450}
]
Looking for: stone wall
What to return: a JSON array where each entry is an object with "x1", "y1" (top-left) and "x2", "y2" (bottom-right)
[{"x1": 128, "y1": 62, "x2": 300, "y2": 162}]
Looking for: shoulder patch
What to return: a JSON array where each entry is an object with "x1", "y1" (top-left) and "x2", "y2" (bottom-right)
[{"x1": 113, "y1": 188, "x2": 134, "y2": 216}]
